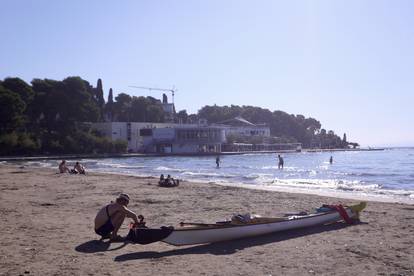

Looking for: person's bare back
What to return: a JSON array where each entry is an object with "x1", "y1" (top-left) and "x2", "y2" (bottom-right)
[
  {"x1": 59, "y1": 160, "x2": 70, "y2": 173},
  {"x1": 94, "y1": 194, "x2": 142, "y2": 241}
]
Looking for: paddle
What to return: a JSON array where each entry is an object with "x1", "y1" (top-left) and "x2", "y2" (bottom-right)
[{"x1": 179, "y1": 221, "x2": 231, "y2": 227}]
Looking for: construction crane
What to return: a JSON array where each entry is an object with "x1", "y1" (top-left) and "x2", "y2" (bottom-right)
[{"x1": 129, "y1": 85, "x2": 177, "y2": 104}]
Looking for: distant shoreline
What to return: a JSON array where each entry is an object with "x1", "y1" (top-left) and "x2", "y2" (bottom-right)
[{"x1": 0, "y1": 147, "x2": 385, "y2": 162}]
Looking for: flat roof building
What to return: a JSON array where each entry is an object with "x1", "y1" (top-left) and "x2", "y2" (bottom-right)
[
  {"x1": 92, "y1": 122, "x2": 225, "y2": 154},
  {"x1": 92, "y1": 117, "x2": 300, "y2": 154}
]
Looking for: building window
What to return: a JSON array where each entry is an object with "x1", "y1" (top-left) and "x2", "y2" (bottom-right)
[
  {"x1": 127, "y1": 123, "x2": 131, "y2": 141},
  {"x1": 140, "y1": 129, "x2": 153, "y2": 136}
]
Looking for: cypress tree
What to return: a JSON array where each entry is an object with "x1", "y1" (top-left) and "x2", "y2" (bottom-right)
[
  {"x1": 96, "y1": 79, "x2": 105, "y2": 107},
  {"x1": 108, "y1": 88, "x2": 113, "y2": 104},
  {"x1": 104, "y1": 88, "x2": 114, "y2": 121}
]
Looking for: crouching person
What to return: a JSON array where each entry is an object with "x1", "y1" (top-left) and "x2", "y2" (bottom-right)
[{"x1": 94, "y1": 193, "x2": 142, "y2": 242}]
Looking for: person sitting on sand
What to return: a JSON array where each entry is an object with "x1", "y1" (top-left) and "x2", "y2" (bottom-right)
[
  {"x1": 159, "y1": 174, "x2": 179, "y2": 187},
  {"x1": 159, "y1": 174, "x2": 165, "y2": 185},
  {"x1": 167, "y1": 175, "x2": 179, "y2": 186},
  {"x1": 74, "y1": 162, "x2": 86, "y2": 174},
  {"x1": 170, "y1": 175, "x2": 179, "y2": 187},
  {"x1": 94, "y1": 193, "x2": 142, "y2": 241},
  {"x1": 166, "y1": 174, "x2": 173, "y2": 186},
  {"x1": 59, "y1": 160, "x2": 70, "y2": 173}
]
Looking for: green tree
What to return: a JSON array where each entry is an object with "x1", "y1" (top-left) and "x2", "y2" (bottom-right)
[
  {"x1": 30, "y1": 78, "x2": 63, "y2": 133},
  {"x1": 0, "y1": 85, "x2": 26, "y2": 133},
  {"x1": 95, "y1": 79, "x2": 105, "y2": 120},
  {"x1": 196, "y1": 104, "x2": 347, "y2": 149},
  {"x1": 2, "y1": 77, "x2": 34, "y2": 105},
  {"x1": 114, "y1": 93, "x2": 132, "y2": 121},
  {"x1": 146, "y1": 104, "x2": 164, "y2": 122},
  {"x1": 129, "y1": 96, "x2": 147, "y2": 121},
  {"x1": 108, "y1": 88, "x2": 114, "y2": 103},
  {"x1": 176, "y1": 109, "x2": 188, "y2": 123},
  {"x1": 104, "y1": 88, "x2": 115, "y2": 121},
  {"x1": 95, "y1": 78, "x2": 105, "y2": 107},
  {"x1": 61, "y1": 76, "x2": 100, "y2": 123}
]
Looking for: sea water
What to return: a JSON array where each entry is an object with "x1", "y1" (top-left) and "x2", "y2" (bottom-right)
[{"x1": 25, "y1": 148, "x2": 414, "y2": 204}]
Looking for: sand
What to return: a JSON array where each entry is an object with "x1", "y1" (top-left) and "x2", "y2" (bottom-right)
[{"x1": 0, "y1": 164, "x2": 413, "y2": 276}]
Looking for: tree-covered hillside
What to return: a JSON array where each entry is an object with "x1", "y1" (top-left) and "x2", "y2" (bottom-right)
[
  {"x1": 0, "y1": 76, "x2": 356, "y2": 155},
  {"x1": 193, "y1": 105, "x2": 350, "y2": 148},
  {"x1": 0, "y1": 77, "x2": 126, "y2": 155}
]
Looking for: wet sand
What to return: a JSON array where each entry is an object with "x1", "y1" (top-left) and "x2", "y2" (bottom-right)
[{"x1": 0, "y1": 164, "x2": 413, "y2": 276}]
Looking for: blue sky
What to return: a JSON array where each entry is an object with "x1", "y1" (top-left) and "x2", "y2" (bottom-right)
[{"x1": 1, "y1": 0, "x2": 413, "y2": 146}]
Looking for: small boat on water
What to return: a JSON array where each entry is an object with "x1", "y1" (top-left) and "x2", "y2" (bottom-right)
[{"x1": 126, "y1": 202, "x2": 366, "y2": 246}]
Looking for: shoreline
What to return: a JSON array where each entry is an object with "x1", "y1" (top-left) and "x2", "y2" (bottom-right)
[
  {"x1": 84, "y1": 170, "x2": 414, "y2": 205},
  {"x1": 0, "y1": 164, "x2": 413, "y2": 275},
  {"x1": 5, "y1": 160, "x2": 414, "y2": 205},
  {"x1": 0, "y1": 147, "x2": 384, "y2": 162}
]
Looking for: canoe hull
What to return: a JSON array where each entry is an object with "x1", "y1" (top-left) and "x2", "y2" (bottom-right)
[{"x1": 162, "y1": 207, "x2": 359, "y2": 246}]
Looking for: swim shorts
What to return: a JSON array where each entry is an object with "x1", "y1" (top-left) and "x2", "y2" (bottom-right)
[{"x1": 95, "y1": 219, "x2": 114, "y2": 236}]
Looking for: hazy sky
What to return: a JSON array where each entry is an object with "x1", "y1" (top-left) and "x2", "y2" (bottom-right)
[{"x1": 1, "y1": 0, "x2": 413, "y2": 146}]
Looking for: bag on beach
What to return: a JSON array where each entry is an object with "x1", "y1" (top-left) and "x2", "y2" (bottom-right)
[{"x1": 126, "y1": 226, "x2": 174, "y2": 244}]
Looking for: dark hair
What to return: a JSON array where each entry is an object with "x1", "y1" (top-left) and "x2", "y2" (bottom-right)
[{"x1": 116, "y1": 197, "x2": 129, "y2": 205}]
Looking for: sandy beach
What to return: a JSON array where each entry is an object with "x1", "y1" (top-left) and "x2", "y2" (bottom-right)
[{"x1": 0, "y1": 164, "x2": 413, "y2": 276}]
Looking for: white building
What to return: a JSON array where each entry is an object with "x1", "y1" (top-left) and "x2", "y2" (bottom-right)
[
  {"x1": 92, "y1": 122, "x2": 225, "y2": 154},
  {"x1": 92, "y1": 117, "x2": 279, "y2": 154}
]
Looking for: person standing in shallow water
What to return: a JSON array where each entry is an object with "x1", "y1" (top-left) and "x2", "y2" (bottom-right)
[
  {"x1": 216, "y1": 156, "x2": 220, "y2": 168},
  {"x1": 329, "y1": 156, "x2": 333, "y2": 164},
  {"x1": 278, "y1": 154, "x2": 284, "y2": 169}
]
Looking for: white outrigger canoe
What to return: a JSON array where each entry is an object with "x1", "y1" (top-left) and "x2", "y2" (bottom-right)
[{"x1": 127, "y1": 202, "x2": 366, "y2": 246}]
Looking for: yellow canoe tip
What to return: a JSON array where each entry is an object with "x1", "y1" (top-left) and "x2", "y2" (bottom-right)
[{"x1": 350, "y1": 202, "x2": 367, "y2": 213}]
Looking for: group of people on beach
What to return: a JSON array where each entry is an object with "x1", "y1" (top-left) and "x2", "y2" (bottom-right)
[
  {"x1": 59, "y1": 160, "x2": 86, "y2": 174},
  {"x1": 159, "y1": 174, "x2": 179, "y2": 187}
]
